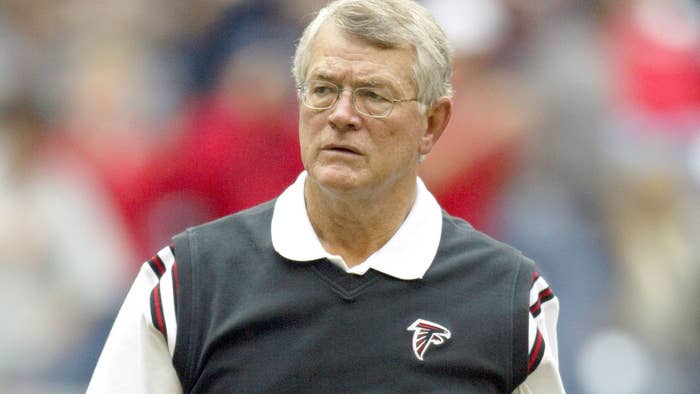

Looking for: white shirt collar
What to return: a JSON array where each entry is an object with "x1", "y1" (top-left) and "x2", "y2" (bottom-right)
[{"x1": 271, "y1": 171, "x2": 443, "y2": 280}]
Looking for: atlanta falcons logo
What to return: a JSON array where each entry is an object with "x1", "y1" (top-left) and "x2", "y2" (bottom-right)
[{"x1": 407, "y1": 319, "x2": 451, "y2": 361}]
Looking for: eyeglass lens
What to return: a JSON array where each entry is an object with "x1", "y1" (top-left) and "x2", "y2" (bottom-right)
[{"x1": 303, "y1": 80, "x2": 394, "y2": 117}]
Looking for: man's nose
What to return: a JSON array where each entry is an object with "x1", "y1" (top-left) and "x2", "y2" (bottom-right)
[{"x1": 328, "y1": 90, "x2": 361, "y2": 131}]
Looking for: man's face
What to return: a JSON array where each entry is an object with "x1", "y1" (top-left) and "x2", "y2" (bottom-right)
[{"x1": 298, "y1": 22, "x2": 430, "y2": 196}]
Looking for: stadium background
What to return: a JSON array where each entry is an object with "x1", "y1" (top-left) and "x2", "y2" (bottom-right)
[{"x1": 0, "y1": 0, "x2": 698, "y2": 392}]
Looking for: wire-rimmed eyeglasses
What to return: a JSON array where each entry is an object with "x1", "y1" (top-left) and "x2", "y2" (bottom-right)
[{"x1": 298, "y1": 80, "x2": 418, "y2": 119}]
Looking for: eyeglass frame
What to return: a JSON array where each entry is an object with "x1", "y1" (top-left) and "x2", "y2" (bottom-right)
[{"x1": 297, "y1": 79, "x2": 419, "y2": 119}]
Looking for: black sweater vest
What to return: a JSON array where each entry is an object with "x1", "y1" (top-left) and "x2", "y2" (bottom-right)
[{"x1": 172, "y1": 200, "x2": 534, "y2": 393}]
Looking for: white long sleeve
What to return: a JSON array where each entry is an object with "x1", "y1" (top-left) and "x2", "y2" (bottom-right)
[
  {"x1": 514, "y1": 273, "x2": 566, "y2": 393},
  {"x1": 87, "y1": 247, "x2": 181, "y2": 394}
]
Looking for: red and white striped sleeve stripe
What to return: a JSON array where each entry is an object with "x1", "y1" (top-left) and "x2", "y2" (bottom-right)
[
  {"x1": 147, "y1": 245, "x2": 179, "y2": 356},
  {"x1": 88, "y1": 245, "x2": 182, "y2": 392},
  {"x1": 515, "y1": 271, "x2": 565, "y2": 393},
  {"x1": 527, "y1": 272, "x2": 555, "y2": 373}
]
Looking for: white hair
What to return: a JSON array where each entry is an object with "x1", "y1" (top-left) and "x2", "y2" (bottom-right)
[{"x1": 292, "y1": 0, "x2": 453, "y2": 113}]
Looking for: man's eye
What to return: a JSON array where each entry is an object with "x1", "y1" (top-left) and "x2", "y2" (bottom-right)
[
  {"x1": 358, "y1": 89, "x2": 388, "y2": 102},
  {"x1": 311, "y1": 85, "x2": 334, "y2": 96}
]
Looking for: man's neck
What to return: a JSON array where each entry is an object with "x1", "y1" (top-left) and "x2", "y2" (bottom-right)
[{"x1": 304, "y1": 176, "x2": 417, "y2": 267}]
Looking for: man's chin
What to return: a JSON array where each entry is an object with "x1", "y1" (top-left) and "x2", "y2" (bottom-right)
[{"x1": 308, "y1": 166, "x2": 367, "y2": 193}]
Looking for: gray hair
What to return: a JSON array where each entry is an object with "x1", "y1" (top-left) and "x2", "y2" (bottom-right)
[{"x1": 292, "y1": 0, "x2": 453, "y2": 113}]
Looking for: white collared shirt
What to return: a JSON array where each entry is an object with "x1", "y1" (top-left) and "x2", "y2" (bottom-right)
[
  {"x1": 271, "y1": 171, "x2": 442, "y2": 279},
  {"x1": 88, "y1": 172, "x2": 565, "y2": 393}
]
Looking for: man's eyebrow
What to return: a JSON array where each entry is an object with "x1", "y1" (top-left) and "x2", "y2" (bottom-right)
[
  {"x1": 309, "y1": 70, "x2": 394, "y2": 86},
  {"x1": 308, "y1": 71, "x2": 336, "y2": 81},
  {"x1": 358, "y1": 78, "x2": 392, "y2": 87},
  {"x1": 308, "y1": 71, "x2": 398, "y2": 89}
]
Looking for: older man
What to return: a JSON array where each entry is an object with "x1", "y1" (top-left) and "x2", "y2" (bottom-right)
[{"x1": 89, "y1": 0, "x2": 564, "y2": 392}]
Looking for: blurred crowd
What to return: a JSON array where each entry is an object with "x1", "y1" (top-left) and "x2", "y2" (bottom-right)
[{"x1": 0, "y1": 0, "x2": 698, "y2": 392}]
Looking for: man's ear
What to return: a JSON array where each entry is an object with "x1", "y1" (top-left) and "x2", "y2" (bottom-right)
[{"x1": 419, "y1": 96, "x2": 452, "y2": 156}]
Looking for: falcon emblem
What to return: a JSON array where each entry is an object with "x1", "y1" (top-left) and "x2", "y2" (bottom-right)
[{"x1": 407, "y1": 319, "x2": 451, "y2": 361}]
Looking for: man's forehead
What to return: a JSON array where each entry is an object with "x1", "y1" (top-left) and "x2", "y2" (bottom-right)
[
  {"x1": 308, "y1": 63, "x2": 400, "y2": 85},
  {"x1": 306, "y1": 23, "x2": 416, "y2": 88}
]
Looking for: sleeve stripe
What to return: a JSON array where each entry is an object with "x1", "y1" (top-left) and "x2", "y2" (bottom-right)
[
  {"x1": 157, "y1": 246, "x2": 178, "y2": 355},
  {"x1": 145, "y1": 245, "x2": 179, "y2": 355},
  {"x1": 150, "y1": 285, "x2": 167, "y2": 339},
  {"x1": 172, "y1": 263, "x2": 179, "y2": 312},
  {"x1": 527, "y1": 271, "x2": 557, "y2": 375},
  {"x1": 147, "y1": 255, "x2": 166, "y2": 278},
  {"x1": 528, "y1": 329, "x2": 546, "y2": 373},
  {"x1": 157, "y1": 246, "x2": 176, "y2": 277},
  {"x1": 159, "y1": 276, "x2": 177, "y2": 354},
  {"x1": 529, "y1": 272, "x2": 556, "y2": 318},
  {"x1": 530, "y1": 287, "x2": 555, "y2": 318},
  {"x1": 530, "y1": 302, "x2": 542, "y2": 318}
]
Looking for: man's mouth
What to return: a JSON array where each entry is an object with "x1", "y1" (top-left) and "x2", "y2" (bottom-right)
[{"x1": 324, "y1": 144, "x2": 361, "y2": 155}]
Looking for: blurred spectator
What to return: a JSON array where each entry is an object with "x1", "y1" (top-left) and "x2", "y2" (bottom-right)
[
  {"x1": 499, "y1": 0, "x2": 700, "y2": 392},
  {"x1": 46, "y1": 41, "x2": 180, "y2": 267},
  {"x1": 131, "y1": 0, "x2": 315, "y2": 257},
  {"x1": 484, "y1": 1, "x2": 617, "y2": 392},
  {"x1": 142, "y1": 41, "x2": 304, "y2": 258},
  {"x1": 0, "y1": 100, "x2": 131, "y2": 391},
  {"x1": 420, "y1": 0, "x2": 534, "y2": 235},
  {"x1": 187, "y1": 0, "x2": 299, "y2": 93},
  {"x1": 597, "y1": 0, "x2": 700, "y2": 391}
]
